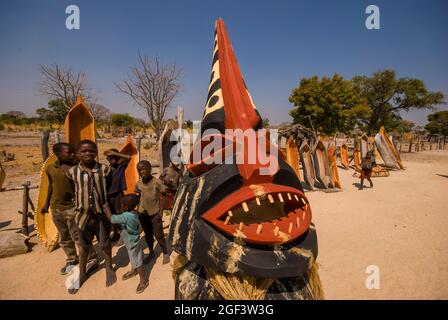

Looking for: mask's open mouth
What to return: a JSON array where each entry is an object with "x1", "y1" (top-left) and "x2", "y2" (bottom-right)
[{"x1": 202, "y1": 183, "x2": 311, "y2": 245}]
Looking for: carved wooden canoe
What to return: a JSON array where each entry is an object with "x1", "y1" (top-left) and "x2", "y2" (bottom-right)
[
  {"x1": 120, "y1": 135, "x2": 140, "y2": 195},
  {"x1": 353, "y1": 146, "x2": 362, "y2": 171},
  {"x1": 312, "y1": 138, "x2": 333, "y2": 189},
  {"x1": 340, "y1": 143, "x2": 349, "y2": 169},
  {"x1": 381, "y1": 127, "x2": 404, "y2": 169},
  {"x1": 35, "y1": 154, "x2": 60, "y2": 251},
  {"x1": 327, "y1": 142, "x2": 342, "y2": 189},
  {"x1": 360, "y1": 134, "x2": 369, "y2": 158},
  {"x1": 35, "y1": 96, "x2": 96, "y2": 251},
  {"x1": 64, "y1": 96, "x2": 96, "y2": 147},
  {"x1": 285, "y1": 136, "x2": 301, "y2": 180},
  {"x1": 374, "y1": 127, "x2": 402, "y2": 169},
  {"x1": 299, "y1": 138, "x2": 315, "y2": 190}
]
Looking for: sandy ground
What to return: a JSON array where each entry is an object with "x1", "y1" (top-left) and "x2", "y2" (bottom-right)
[{"x1": 0, "y1": 137, "x2": 447, "y2": 299}]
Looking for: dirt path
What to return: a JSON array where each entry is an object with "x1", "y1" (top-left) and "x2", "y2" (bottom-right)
[{"x1": 1, "y1": 150, "x2": 447, "y2": 299}]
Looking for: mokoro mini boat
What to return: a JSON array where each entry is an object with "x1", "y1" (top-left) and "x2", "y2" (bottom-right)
[
  {"x1": 120, "y1": 135, "x2": 140, "y2": 195},
  {"x1": 312, "y1": 138, "x2": 333, "y2": 189},
  {"x1": 374, "y1": 127, "x2": 402, "y2": 169},
  {"x1": 353, "y1": 147, "x2": 361, "y2": 171},
  {"x1": 360, "y1": 134, "x2": 369, "y2": 158},
  {"x1": 64, "y1": 96, "x2": 96, "y2": 147},
  {"x1": 299, "y1": 138, "x2": 315, "y2": 190},
  {"x1": 285, "y1": 136, "x2": 301, "y2": 180},
  {"x1": 328, "y1": 142, "x2": 342, "y2": 189},
  {"x1": 340, "y1": 143, "x2": 349, "y2": 169}
]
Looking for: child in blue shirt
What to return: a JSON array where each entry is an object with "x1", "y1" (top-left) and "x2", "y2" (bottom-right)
[{"x1": 104, "y1": 193, "x2": 148, "y2": 294}]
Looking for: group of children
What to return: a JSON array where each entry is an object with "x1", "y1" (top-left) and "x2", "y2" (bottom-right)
[{"x1": 42, "y1": 139, "x2": 180, "y2": 294}]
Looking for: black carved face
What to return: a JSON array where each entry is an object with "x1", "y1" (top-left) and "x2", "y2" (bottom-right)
[{"x1": 168, "y1": 153, "x2": 318, "y2": 279}]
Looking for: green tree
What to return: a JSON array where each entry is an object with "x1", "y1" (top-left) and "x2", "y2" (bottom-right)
[
  {"x1": 0, "y1": 111, "x2": 27, "y2": 125},
  {"x1": 110, "y1": 113, "x2": 135, "y2": 127},
  {"x1": 262, "y1": 118, "x2": 270, "y2": 128},
  {"x1": 35, "y1": 99, "x2": 68, "y2": 127},
  {"x1": 425, "y1": 111, "x2": 448, "y2": 137},
  {"x1": 353, "y1": 70, "x2": 445, "y2": 134},
  {"x1": 289, "y1": 74, "x2": 371, "y2": 135},
  {"x1": 394, "y1": 119, "x2": 416, "y2": 135}
]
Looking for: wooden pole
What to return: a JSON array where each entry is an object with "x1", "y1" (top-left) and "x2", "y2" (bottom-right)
[
  {"x1": 21, "y1": 181, "x2": 30, "y2": 236},
  {"x1": 136, "y1": 134, "x2": 142, "y2": 156},
  {"x1": 408, "y1": 136, "x2": 413, "y2": 153},
  {"x1": 177, "y1": 106, "x2": 184, "y2": 166},
  {"x1": 41, "y1": 130, "x2": 50, "y2": 161},
  {"x1": 54, "y1": 130, "x2": 61, "y2": 144}
]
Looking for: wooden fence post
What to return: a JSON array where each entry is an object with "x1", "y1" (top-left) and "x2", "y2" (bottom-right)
[
  {"x1": 136, "y1": 134, "x2": 142, "y2": 156},
  {"x1": 41, "y1": 130, "x2": 50, "y2": 161},
  {"x1": 54, "y1": 130, "x2": 61, "y2": 144},
  {"x1": 21, "y1": 181, "x2": 30, "y2": 236},
  {"x1": 408, "y1": 136, "x2": 413, "y2": 153}
]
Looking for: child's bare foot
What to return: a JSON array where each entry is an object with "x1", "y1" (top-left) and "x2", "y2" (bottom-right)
[
  {"x1": 105, "y1": 268, "x2": 117, "y2": 287},
  {"x1": 136, "y1": 280, "x2": 149, "y2": 294},
  {"x1": 68, "y1": 271, "x2": 86, "y2": 295}
]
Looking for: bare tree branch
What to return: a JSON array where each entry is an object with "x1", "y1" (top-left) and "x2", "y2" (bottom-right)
[
  {"x1": 38, "y1": 63, "x2": 96, "y2": 110},
  {"x1": 116, "y1": 54, "x2": 181, "y2": 140}
]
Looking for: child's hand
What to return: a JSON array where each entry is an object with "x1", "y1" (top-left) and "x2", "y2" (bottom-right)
[
  {"x1": 102, "y1": 203, "x2": 113, "y2": 221},
  {"x1": 40, "y1": 205, "x2": 49, "y2": 214},
  {"x1": 104, "y1": 150, "x2": 115, "y2": 157}
]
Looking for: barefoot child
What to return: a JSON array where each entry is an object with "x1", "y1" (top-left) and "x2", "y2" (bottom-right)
[
  {"x1": 67, "y1": 140, "x2": 116, "y2": 291},
  {"x1": 104, "y1": 148, "x2": 131, "y2": 243},
  {"x1": 135, "y1": 160, "x2": 170, "y2": 264},
  {"x1": 104, "y1": 194, "x2": 149, "y2": 294},
  {"x1": 360, "y1": 151, "x2": 376, "y2": 190},
  {"x1": 41, "y1": 143, "x2": 79, "y2": 274}
]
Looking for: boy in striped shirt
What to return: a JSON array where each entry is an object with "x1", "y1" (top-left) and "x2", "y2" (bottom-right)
[{"x1": 67, "y1": 140, "x2": 116, "y2": 291}]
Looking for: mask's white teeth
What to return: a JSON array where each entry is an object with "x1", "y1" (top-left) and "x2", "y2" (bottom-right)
[
  {"x1": 287, "y1": 193, "x2": 292, "y2": 200},
  {"x1": 278, "y1": 193, "x2": 284, "y2": 203},
  {"x1": 288, "y1": 222, "x2": 293, "y2": 234},
  {"x1": 224, "y1": 215, "x2": 231, "y2": 225},
  {"x1": 239, "y1": 222, "x2": 244, "y2": 231},
  {"x1": 228, "y1": 210, "x2": 233, "y2": 217},
  {"x1": 301, "y1": 198, "x2": 306, "y2": 205},
  {"x1": 294, "y1": 194, "x2": 299, "y2": 201},
  {"x1": 268, "y1": 194, "x2": 274, "y2": 203},
  {"x1": 302, "y1": 210, "x2": 306, "y2": 220},
  {"x1": 256, "y1": 224, "x2": 263, "y2": 234},
  {"x1": 273, "y1": 226, "x2": 279, "y2": 236},
  {"x1": 242, "y1": 202, "x2": 249, "y2": 212},
  {"x1": 296, "y1": 217, "x2": 300, "y2": 228},
  {"x1": 255, "y1": 197, "x2": 261, "y2": 206}
]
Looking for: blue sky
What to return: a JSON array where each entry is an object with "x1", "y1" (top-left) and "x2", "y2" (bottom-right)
[{"x1": 0, "y1": 0, "x2": 447, "y2": 125}]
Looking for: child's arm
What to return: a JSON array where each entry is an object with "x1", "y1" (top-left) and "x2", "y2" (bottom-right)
[
  {"x1": 157, "y1": 179, "x2": 169, "y2": 196},
  {"x1": 103, "y1": 202, "x2": 113, "y2": 222},
  {"x1": 104, "y1": 150, "x2": 131, "y2": 160}
]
